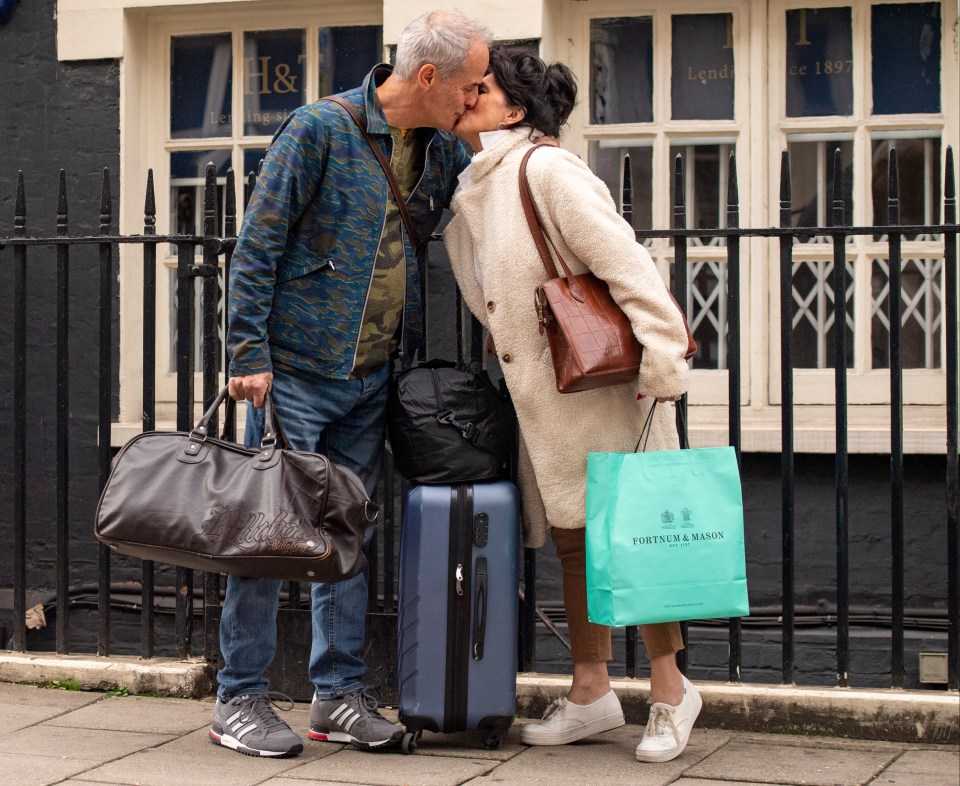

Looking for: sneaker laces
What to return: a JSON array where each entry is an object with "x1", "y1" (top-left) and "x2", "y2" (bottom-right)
[
  {"x1": 239, "y1": 691, "x2": 295, "y2": 733},
  {"x1": 645, "y1": 703, "x2": 680, "y2": 744},
  {"x1": 540, "y1": 696, "x2": 568, "y2": 723},
  {"x1": 348, "y1": 689, "x2": 386, "y2": 720}
]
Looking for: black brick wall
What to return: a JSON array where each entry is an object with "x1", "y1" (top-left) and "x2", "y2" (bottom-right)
[{"x1": 0, "y1": 0, "x2": 120, "y2": 603}]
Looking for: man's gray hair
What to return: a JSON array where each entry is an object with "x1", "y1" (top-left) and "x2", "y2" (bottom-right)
[{"x1": 393, "y1": 10, "x2": 493, "y2": 81}]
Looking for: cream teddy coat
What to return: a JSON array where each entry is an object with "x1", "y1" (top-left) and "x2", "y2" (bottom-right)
[{"x1": 443, "y1": 129, "x2": 690, "y2": 548}]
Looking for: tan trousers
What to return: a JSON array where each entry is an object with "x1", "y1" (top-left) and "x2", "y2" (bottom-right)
[{"x1": 551, "y1": 526, "x2": 685, "y2": 663}]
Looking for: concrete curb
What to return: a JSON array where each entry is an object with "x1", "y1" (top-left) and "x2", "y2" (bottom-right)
[
  {"x1": 2, "y1": 655, "x2": 956, "y2": 744},
  {"x1": 0, "y1": 653, "x2": 215, "y2": 698},
  {"x1": 517, "y1": 674, "x2": 960, "y2": 745}
]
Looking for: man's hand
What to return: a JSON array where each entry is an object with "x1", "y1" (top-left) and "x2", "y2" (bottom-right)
[{"x1": 228, "y1": 371, "x2": 273, "y2": 409}]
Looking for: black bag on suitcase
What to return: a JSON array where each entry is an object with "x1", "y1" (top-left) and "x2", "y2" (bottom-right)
[
  {"x1": 397, "y1": 481, "x2": 520, "y2": 752},
  {"x1": 386, "y1": 360, "x2": 514, "y2": 484}
]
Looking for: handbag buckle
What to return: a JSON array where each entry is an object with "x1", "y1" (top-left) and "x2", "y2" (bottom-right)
[{"x1": 534, "y1": 289, "x2": 551, "y2": 335}]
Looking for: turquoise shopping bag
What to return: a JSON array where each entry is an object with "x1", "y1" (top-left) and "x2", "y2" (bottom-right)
[{"x1": 586, "y1": 443, "x2": 749, "y2": 626}]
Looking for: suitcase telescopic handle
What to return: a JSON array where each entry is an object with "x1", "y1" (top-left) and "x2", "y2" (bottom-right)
[{"x1": 472, "y1": 557, "x2": 488, "y2": 660}]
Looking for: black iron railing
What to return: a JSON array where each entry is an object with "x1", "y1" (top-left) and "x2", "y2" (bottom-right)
[{"x1": 1, "y1": 148, "x2": 957, "y2": 693}]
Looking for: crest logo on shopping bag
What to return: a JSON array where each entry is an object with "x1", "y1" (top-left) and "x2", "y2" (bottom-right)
[{"x1": 634, "y1": 507, "x2": 726, "y2": 547}]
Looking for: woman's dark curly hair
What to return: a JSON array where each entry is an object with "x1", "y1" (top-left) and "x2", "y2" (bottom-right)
[{"x1": 488, "y1": 46, "x2": 577, "y2": 138}]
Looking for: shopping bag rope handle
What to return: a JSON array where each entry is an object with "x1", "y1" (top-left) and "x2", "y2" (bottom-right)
[{"x1": 633, "y1": 400, "x2": 690, "y2": 453}]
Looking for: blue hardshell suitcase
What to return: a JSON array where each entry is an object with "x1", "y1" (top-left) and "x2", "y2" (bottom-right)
[{"x1": 397, "y1": 481, "x2": 519, "y2": 753}]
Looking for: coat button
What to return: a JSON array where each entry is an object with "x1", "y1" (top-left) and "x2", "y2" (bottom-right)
[
  {"x1": 487, "y1": 301, "x2": 496, "y2": 313},
  {"x1": 501, "y1": 352, "x2": 512, "y2": 363}
]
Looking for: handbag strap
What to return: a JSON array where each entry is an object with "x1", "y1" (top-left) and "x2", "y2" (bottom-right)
[
  {"x1": 518, "y1": 141, "x2": 588, "y2": 302},
  {"x1": 322, "y1": 95, "x2": 418, "y2": 251}
]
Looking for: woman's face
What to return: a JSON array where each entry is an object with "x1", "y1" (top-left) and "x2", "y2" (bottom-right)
[{"x1": 454, "y1": 72, "x2": 523, "y2": 150}]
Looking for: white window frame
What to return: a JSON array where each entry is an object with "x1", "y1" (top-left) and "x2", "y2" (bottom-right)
[
  {"x1": 564, "y1": 0, "x2": 752, "y2": 410},
  {"x1": 115, "y1": 0, "x2": 383, "y2": 437},
  {"x1": 767, "y1": 0, "x2": 955, "y2": 408},
  {"x1": 561, "y1": 0, "x2": 958, "y2": 452}
]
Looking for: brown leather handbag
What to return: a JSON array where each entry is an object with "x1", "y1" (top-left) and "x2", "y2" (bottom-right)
[
  {"x1": 95, "y1": 387, "x2": 378, "y2": 582},
  {"x1": 519, "y1": 141, "x2": 697, "y2": 393}
]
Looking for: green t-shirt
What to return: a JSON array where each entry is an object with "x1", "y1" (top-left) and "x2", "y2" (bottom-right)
[{"x1": 351, "y1": 126, "x2": 425, "y2": 377}]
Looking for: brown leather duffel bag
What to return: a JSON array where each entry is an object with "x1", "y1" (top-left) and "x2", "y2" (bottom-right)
[{"x1": 95, "y1": 386, "x2": 377, "y2": 582}]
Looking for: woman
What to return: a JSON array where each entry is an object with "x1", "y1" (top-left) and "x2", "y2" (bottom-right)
[{"x1": 443, "y1": 47, "x2": 702, "y2": 763}]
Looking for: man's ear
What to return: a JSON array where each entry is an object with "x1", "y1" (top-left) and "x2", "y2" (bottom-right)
[{"x1": 417, "y1": 63, "x2": 439, "y2": 88}]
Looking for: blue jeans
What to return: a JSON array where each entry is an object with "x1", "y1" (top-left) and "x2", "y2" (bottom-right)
[{"x1": 217, "y1": 363, "x2": 390, "y2": 702}]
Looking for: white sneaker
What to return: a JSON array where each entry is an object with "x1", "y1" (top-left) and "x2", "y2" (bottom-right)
[
  {"x1": 635, "y1": 676, "x2": 702, "y2": 763},
  {"x1": 520, "y1": 689, "x2": 625, "y2": 746}
]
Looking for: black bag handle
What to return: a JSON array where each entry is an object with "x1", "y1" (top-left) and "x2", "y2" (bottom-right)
[{"x1": 472, "y1": 556, "x2": 488, "y2": 660}]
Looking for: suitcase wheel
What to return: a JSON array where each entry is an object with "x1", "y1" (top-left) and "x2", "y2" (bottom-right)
[
  {"x1": 401, "y1": 730, "x2": 422, "y2": 755},
  {"x1": 482, "y1": 731, "x2": 503, "y2": 750}
]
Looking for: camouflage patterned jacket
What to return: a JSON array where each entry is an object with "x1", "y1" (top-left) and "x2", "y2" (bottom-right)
[{"x1": 227, "y1": 65, "x2": 471, "y2": 379}]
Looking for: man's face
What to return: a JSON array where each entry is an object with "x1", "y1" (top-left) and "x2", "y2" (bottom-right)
[{"x1": 420, "y1": 41, "x2": 489, "y2": 131}]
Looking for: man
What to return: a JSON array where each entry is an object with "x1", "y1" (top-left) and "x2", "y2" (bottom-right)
[{"x1": 210, "y1": 10, "x2": 492, "y2": 758}]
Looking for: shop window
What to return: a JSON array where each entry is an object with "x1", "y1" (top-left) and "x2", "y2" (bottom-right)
[
  {"x1": 166, "y1": 24, "x2": 382, "y2": 373},
  {"x1": 242, "y1": 148, "x2": 267, "y2": 175},
  {"x1": 590, "y1": 17, "x2": 653, "y2": 124},
  {"x1": 170, "y1": 150, "x2": 231, "y2": 238},
  {"x1": 589, "y1": 142, "x2": 653, "y2": 235},
  {"x1": 669, "y1": 143, "x2": 736, "y2": 370},
  {"x1": 672, "y1": 14, "x2": 735, "y2": 120},
  {"x1": 785, "y1": 7, "x2": 853, "y2": 117},
  {"x1": 791, "y1": 259, "x2": 856, "y2": 369},
  {"x1": 319, "y1": 26, "x2": 384, "y2": 96},
  {"x1": 869, "y1": 135, "x2": 943, "y2": 371},
  {"x1": 243, "y1": 30, "x2": 306, "y2": 136},
  {"x1": 669, "y1": 143, "x2": 735, "y2": 245},
  {"x1": 871, "y1": 3, "x2": 940, "y2": 115},
  {"x1": 787, "y1": 138, "x2": 854, "y2": 239},
  {"x1": 171, "y1": 34, "x2": 233, "y2": 139},
  {"x1": 870, "y1": 137, "x2": 941, "y2": 237},
  {"x1": 871, "y1": 257, "x2": 942, "y2": 369}
]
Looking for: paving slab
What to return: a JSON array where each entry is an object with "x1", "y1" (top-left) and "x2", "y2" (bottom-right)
[
  {"x1": 44, "y1": 694, "x2": 212, "y2": 735},
  {"x1": 870, "y1": 749, "x2": 960, "y2": 786},
  {"x1": 163, "y1": 725, "x2": 344, "y2": 762},
  {"x1": 685, "y1": 740, "x2": 900, "y2": 785},
  {"x1": 258, "y1": 781, "x2": 382, "y2": 786},
  {"x1": 459, "y1": 725, "x2": 730, "y2": 786},
  {"x1": 9, "y1": 724, "x2": 171, "y2": 762},
  {"x1": 73, "y1": 744, "x2": 307, "y2": 786},
  {"x1": 0, "y1": 750, "x2": 97, "y2": 786},
  {"x1": 411, "y1": 724, "x2": 527, "y2": 761},
  {"x1": 0, "y1": 702, "x2": 73, "y2": 734},
  {"x1": 0, "y1": 682, "x2": 105, "y2": 709},
  {"x1": 275, "y1": 748, "x2": 498, "y2": 785},
  {"x1": 672, "y1": 780, "x2": 789, "y2": 786},
  {"x1": 59, "y1": 781, "x2": 126, "y2": 785}
]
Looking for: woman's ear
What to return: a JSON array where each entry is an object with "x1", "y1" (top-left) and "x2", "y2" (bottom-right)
[{"x1": 503, "y1": 105, "x2": 526, "y2": 127}]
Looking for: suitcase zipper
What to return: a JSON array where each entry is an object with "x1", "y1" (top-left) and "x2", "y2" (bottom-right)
[{"x1": 444, "y1": 483, "x2": 472, "y2": 732}]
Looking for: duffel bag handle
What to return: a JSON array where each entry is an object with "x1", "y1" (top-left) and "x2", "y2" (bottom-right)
[{"x1": 184, "y1": 385, "x2": 290, "y2": 460}]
